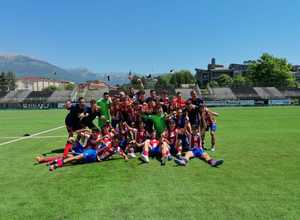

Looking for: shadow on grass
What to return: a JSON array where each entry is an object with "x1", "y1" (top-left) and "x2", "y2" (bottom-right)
[{"x1": 42, "y1": 148, "x2": 64, "y2": 156}]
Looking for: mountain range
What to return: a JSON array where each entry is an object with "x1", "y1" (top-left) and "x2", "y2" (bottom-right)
[{"x1": 0, "y1": 54, "x2": 130, "y2": 84}]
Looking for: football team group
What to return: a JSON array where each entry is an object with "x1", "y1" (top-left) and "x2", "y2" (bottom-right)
[{"x1": 36, "y1": 87, "x2": 224, "y2": 171}]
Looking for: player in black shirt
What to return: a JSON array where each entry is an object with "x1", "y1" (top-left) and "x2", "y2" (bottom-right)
[
  {"x1": 186, "y1": 90, "x2": 204, "y2": 128},
  {"x1": 66, "y1": 97, "x2": 86, "y2": 137},
  {"x1": 81, "y1": 99, "x2": 101, "y2": 131}
]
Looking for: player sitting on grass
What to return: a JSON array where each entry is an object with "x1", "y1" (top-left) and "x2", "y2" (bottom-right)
[
  {"x1": 161, "y1": 120, "x2": 178, "y2": 157},
  {"x1": 122, "y1": 121, "x2": 149, "y2": 155},
  {"x1": 176, "y1": 127, "x2": 191, "y2": 157},
  {"x1": 174, "y1": 126, "x2": 224, "y2": 167},
  {"x1": 115, "y1": 122, "x2": 136, "y2": 158},
  {"x1": 140, "y1": 131, "x2": 170, "y2": 166}
]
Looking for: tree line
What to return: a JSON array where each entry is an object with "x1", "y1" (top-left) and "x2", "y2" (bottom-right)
[
  {"x1": 0, "y1": 72, "x2": 16, "y2": 92},
  {"x1": 209, "y1": 53, "x2": 299, "y2": 88},
  {"x1": 128, "y1": 53, "x2": 299, "y2": 93},
  {"x1": 1, "y1": 53, "x2": 299, "y2": 94}
]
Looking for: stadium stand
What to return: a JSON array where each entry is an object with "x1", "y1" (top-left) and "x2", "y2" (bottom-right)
[
  {"x1": 0, "y1": 86, "x2": 297, "y2": 109},
  {"x1": 84, "y1": 89, "x2": 109, "y2": 102},
  {"x1": 194, "y1": 85, "x2": 202, "y2": 96},
  {"x1": 0, "y1": 91, "x2": 18, "y2": 103},
  {"x1": 231, "y1": 87, "x2": 260, "y2": 100},
  {"x1": 47, "y1": 90, "x2": 74, "y2": 103},
  {"x1": 21, "y1": 91, "x2": 54, "y2": 105},
  {"x1": 208, "y1": 88, "x2": 236, "y2": 100},
  {"x1": 265, "y1": 87, "x2": 285, "y2": 98},
  {"x1": 26, "y1": 91, "x2": 53, "y2": 99},
  {"x1": 175, "y1": 85, "x2": 201, "y2": 99},
  {"x1": 0, "y1": 90, "x2": 31, "y2": 103},
  {"x1": 279, "y1": 88, "x2": 300, "y2": 98},
  {"x1": 77, "y1": 87, "x2": 88, "y2": 99},
  {"x1": 0, "y1": 91, "x2": 8, "y2": 99},
  {"x1": 254, "y1": 87, "x2": 284, "y2": 99},
  {"x1": 175, "y1": 89, "x2": 194, "y2": 99}
]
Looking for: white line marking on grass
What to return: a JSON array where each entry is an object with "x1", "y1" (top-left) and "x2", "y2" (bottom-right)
[
  {"x1": 0, "y1": 126, "x2": 65, "y2": 146},
  {"x1": 0, "y1": 136, "x2": 66, "y2": 139}
]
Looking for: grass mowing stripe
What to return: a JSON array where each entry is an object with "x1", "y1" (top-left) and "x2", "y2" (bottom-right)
[{"x1": 0, "y1": 126, "x2": 64, "y2": 147}]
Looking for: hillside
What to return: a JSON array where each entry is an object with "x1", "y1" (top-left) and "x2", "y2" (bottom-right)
[{"x1": 0, "y1": 54, "x2": 129, "y2": 84}]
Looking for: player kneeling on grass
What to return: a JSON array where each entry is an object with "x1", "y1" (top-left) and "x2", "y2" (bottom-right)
[
  {"x1": 140, "y1": 131, "x2": 170, "y2": 166},
  {"x1": 174, "y1": 126, "x2": 223, "y2": 167}
]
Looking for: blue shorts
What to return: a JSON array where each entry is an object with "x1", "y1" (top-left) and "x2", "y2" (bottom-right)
[
  {"x1": 192, "y1": 147, "x2": 204, "y2": 158},
  {"x1": 72, "y1": 141, "x2": 84, "y2": 154},
  {"x1": 83, "y1": 149, "x2": 97, "y2": 163},
  {"x1": 207, "y1": 123, "x2": 217, "y2": 132},
  {"x1": 119, "y1": 139, "x2": 127, "y2": 151},
  {"x1": 150, "y1": 146, "x2": 161, "y2": 156}
]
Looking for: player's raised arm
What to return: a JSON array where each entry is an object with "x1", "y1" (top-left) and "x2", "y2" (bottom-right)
[{"x1": 205, "y1": 107, "x2": 219, "y2": 116}]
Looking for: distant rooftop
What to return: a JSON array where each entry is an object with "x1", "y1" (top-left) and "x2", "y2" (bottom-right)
[{"x1": 17, "y1": 76, "x2": 72, "y2": 83}]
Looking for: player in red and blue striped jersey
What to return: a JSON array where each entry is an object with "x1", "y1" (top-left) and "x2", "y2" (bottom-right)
[
  {"x1": 174, "y1": 126, "x2": 223, "y2": 167},
  {"x1": 140, "y1": 131, "x2": 170, "y2": 166}
]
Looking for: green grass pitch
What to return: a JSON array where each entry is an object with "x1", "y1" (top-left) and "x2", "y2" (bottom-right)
[{"x1": 0, "y1": 107, "x2": 299, "y2": 220}]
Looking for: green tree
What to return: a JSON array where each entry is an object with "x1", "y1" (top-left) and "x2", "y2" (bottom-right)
[
  {"x1": 0, "y1": 72, "x2": 16, "y2": 92},
  {"x1": 64, "y1": 83, "x2": 76, "y2": 90},
  {"x1": 130, "y1": 75, "x2": 146, "y2": 90},
  {"x1": 6, "y1": 72, "x2": 16, "y2": 90},
  {"x1": 0, "y1": 72, "x2": 7, "y2": 92},
  {"x1": 208, "y1": 80, "x2": 219, "y2": 88},
  {"x1": 217, "y1": 74, "x2": 233, "y2": 87},
  {"x1": 155, "y1": 76, "x2": 175, "y2": 93},
  {"x1": 169, "y1": 70, "x2": 195, "y2": 87},
  {"x1": 232, "y1": 75, "x2": 250, "y2": 88},
  {"x1": 247, "y1": 53, "x2": 294, "y2": 88},
  {"x1": 42, "y1": 85, "x2": 58, "y2": 92}
]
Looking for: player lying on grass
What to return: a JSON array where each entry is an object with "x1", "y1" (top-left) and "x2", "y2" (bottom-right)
[
  {"x1": 48, "y1": 135, "x2": 128, "y2": 171},
  {"x1": 174, "y1": 126, "x2": 223, "y2": 167},
  {"x1": 35, "y1": 128, "x2": 95, "y2": 164},
  {"x1": 36, "y1": 124, "x2": 138, "y2": 167}
]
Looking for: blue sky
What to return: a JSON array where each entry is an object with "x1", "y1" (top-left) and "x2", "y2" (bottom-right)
[{"x1": 0, "y1": 0, "x2": 299, "y2": 73}]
